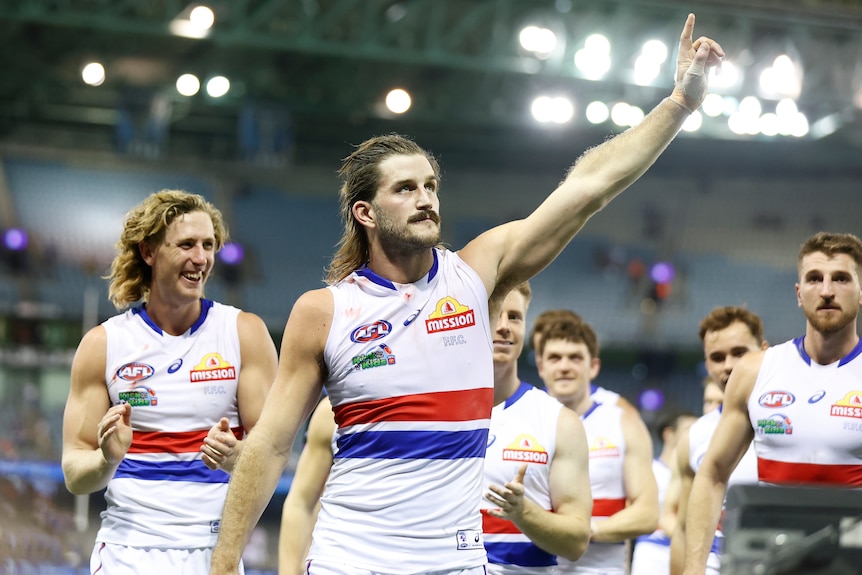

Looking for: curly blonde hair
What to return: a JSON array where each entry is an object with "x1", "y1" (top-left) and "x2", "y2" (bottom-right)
[{"x1": 106, "y1": 190, "x2": 228, "y2": 309}]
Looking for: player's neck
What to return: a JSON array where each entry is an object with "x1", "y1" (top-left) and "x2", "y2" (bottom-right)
[
  {"x1": 366, "y1": 244, "x2": 435, "y2": 284},
  {"x1": 493, "y1": 361, "x2": 520, "y2": 406},
  {"x1": 144, "y1": 296, "x2": 202, "y2": 336},
  {"x1": 804, "y1": 323, "x2": 860, "y2": 365}
]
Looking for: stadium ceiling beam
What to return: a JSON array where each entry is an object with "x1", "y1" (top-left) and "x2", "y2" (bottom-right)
[{"x1": 0, "y1": 0, "x2": 859, "y2": 78}]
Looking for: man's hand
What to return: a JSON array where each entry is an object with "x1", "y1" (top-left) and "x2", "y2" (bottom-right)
[
  {"x1": 201, "y1": 417, "x2": 238, "y2": 471},
  {"x1": 673, "y1": 13, "x2": 725, "y2": 111},
  {"x1": 98, "y1": 402, "x2": 133, "y2": 465},
  {"x1": 485, "y1": 464, "x2": 528, "y2": 521}
]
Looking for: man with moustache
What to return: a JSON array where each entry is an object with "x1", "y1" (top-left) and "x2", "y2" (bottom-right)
[{"x1": 683, "y1": 232, "x2": 862, "y2": 574}]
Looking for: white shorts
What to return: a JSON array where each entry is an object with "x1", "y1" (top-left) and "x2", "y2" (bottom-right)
[
  {"x1": 630, "y1": 540, "x2": 670, "y2": 575},
  {"x1": 305, "y1": 559, "x2": 486, "y2": 575},
  {"x1": 91, "y1": 542, "x2": 246, "y2": 575}
]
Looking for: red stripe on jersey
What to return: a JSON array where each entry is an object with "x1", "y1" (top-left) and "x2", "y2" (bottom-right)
[
  {"x1": 129, "y1": 426, "x2": 243, "y2": 454},
  {"x1": 333, "y1": 388, "x2": 494, "y2": 428},
  {"x1": 481, "y1": 509, "x2": 531, "y2": 534},
  {"x1": 592, "y1": 498, "x2": 626, "y2": 517},
  {"x1": 758, "y1": 457, "x2": 862, "y2": 486}
]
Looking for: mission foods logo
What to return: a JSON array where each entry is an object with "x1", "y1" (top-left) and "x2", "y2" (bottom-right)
[
  {"x1": 502, "y1": 434, "x2": 549, "y2": 464},
  {"x1": 830, "y1": 391, "x2": 862, "y2": 419},
  {"x1": 189, "y1": 353, "x2": 237, "y2": 382},
  {"x1": 589, "y1": 437, "x2": 620, "y2": 459},
  {"x1": 425, "y1": 297, "x2": 475, "y2": 334}
]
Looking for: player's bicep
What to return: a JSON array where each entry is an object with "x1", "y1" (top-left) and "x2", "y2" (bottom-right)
[
  {"x1": 63, "y1": 326, "x2": 110, "y2": 452},
  {"x1": 549, "y1": 408, "x2": 592, "y2": 517}
]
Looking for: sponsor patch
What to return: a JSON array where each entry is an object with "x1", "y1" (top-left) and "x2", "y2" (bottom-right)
[
  {"x1": 425, "y1": 297, "x2": 476, "y2": 334},
  {"x1": 808, "y1": 390, "x2": 826, "y2": 404},
  {"x1": 830, "y1": 391, "x2": 862, "y2": 419},
  {"x1": 756, "y1": 414, "x2": 793, "y2": 435},
  {"x1": 118, "y1": 385, "x2": 158, "y2": 407},
  {"x1": 589, "y1": 436, "x2": 620, "y2": 459},
  {"x1": 116, "y1": 362, "x2": 155, "y2": 382},
  {"x1": 351, "y1": 344, "x2": 396, "y2": 371},
  {"x1": 456, "y1": 529, "x2": 483, "y2": 550},
  {"x1": 350, "y1": 320, "x2": 392, "y2": 343},
  {"x1": 758, "y1": 391, "x2": 796, "y2": 408},
  {"x1": 189, "y1": 353, "x2": 237, "y2": 383},
  {"x1": 502, "y1": 434, "x2": 549, "y2": 464}
]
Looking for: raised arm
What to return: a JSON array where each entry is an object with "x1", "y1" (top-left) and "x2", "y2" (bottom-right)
[
  {"x1": 279, "y1": 396, "x2": 336, "y2": 575},
  {"x1": 682, "y1": 353, "x2": 761, "y2": 575},
  {"x1": 200, "y1": 311, "x2": 278, "y2": 473},
  {"x1": 591, "y1": 407, "x2": 658, "y2": 543},
  {"x1": 210, "y1": 288, "x2": 333, "y2": 575},
  {"x1": 62, "y1": 325, "x2": 131, "y2": 495},
  {"x1": 460, "y1": 14, "x2": 724, "y2": 295},
  {"x1": 669, "y1": 429, "x2": 694, "y2": 575}
]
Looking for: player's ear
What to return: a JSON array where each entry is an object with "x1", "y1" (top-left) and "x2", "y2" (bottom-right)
[{"x1": 353, "y1": 201, "x2": 374, "y2": 228}]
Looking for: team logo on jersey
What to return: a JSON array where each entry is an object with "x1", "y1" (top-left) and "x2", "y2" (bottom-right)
[
  {"x1": 118, "y1": 385, "x2": 158, "y2": 407},
  {"x1": 756, "y1": 414, "x2": 793, "y2": 435},
  {"x1": 502, "y1": 434, "x2": 549, "y2": 464},
  {"x1": 588, "y1": 437, "x2": 620, "y2": 459},
  {"x1": 350, "y1": 320, "x2": 392, "y2": 343},
  {"x1": 116, "y1": 362, "x2": 155, "y2": 382},
  {"x1": 425, "y1": 296, "x2": 476, "y2": 334},
  {"x1": 189, "y1": 353, "x2": 237, "y2": 382},
  {"x1": 351, "y1": 344, "x2": 396, "y2": 370},
  {"x1": 758, "y1": 391, "x2": 796, "y2": 408},
  {"x1": 830, "y1": 391, "x2": 862, "y2": 419}
]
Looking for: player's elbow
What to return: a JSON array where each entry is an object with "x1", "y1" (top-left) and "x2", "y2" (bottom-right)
[{"x1": 557, "y1": 519, "x2": 591, "y2": 561}]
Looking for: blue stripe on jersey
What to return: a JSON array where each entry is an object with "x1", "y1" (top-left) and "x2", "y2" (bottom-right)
[
  {"x1": 334, "y1": 428, "x2": 489, "y2": 460},
  {"x1": 486, "y1": 541, "x2": 557, "y2": 567},
  {"x1": 115, "y1": 458, "x2": 229, "y2": 483},
  {"x1": 636, "y1": 533, "x2": 671, "y2": 546}
]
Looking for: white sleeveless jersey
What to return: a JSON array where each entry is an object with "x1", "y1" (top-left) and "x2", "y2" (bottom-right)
[
  {"x1": 749, "y1": 337, "x2": 862, "y2": 486},
  {"x1": 97, "y1": 299, "x2": 242, "y2": 548},
  {"x1": 558, "y1": 402, "x2": 627, "y2": 574},
  {"x1": 482, "y1": 382, "x2": 563, "y2": 575},
  {"x1": 630, "y1": 459, "x2": 672, "y2": 574},
  {"x1": 590, "y1": 384, "x2": 620, "y2": 406},
  {"x1": 310, "y1": 249, "x2": 494, "y2": 574}
]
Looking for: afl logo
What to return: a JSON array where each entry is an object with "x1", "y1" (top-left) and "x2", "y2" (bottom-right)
[
  {"x1": 808, "y1": 390, "x2": 827, "y2": 404},
  {"x1": 116, "y1": 362, "x2": 155, "y2": 382},
  {"x1": 350, "y1": 320, "x2": 392, "y2": 343},
  {"x1": 758, "y1": 391, "x2": 796, "y2": 408}
]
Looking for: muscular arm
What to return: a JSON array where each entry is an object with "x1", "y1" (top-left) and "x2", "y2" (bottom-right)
[
  {"x1": 511, "y1": 407, "x2": 592, "y2": 561},
  {"x1": 211, "y1": 289, "x2": 332, "y2": 575},
  {"x1": 279, "y1": 396, "x2": 335, "y2": 575},
  {"x1": 62, "y1": 326, "x2": 130, "y2": 495},
  {"x1": 219, "y1": 311, "x2": 278, "y2": 473},
  {"x1": 592, "y1": 407, "x2": 658, "y2": 543},
  {"x1": 459, "y1": 15, "x2": 723, "y2": 295},
  {"x1": 682, "y1": 353, "x2": 762, "y2": 575},
  {"x1": 669, "y1": 430, "x2": 694, "y2": 575}
]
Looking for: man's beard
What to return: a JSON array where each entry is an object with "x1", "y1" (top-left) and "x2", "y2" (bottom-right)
[
  {"x1": 804, "y1": 304, "x2": 857, "y2": 335},
  {"x1": 375, "y1": 208, "x2": 441, "y2": 255}
]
